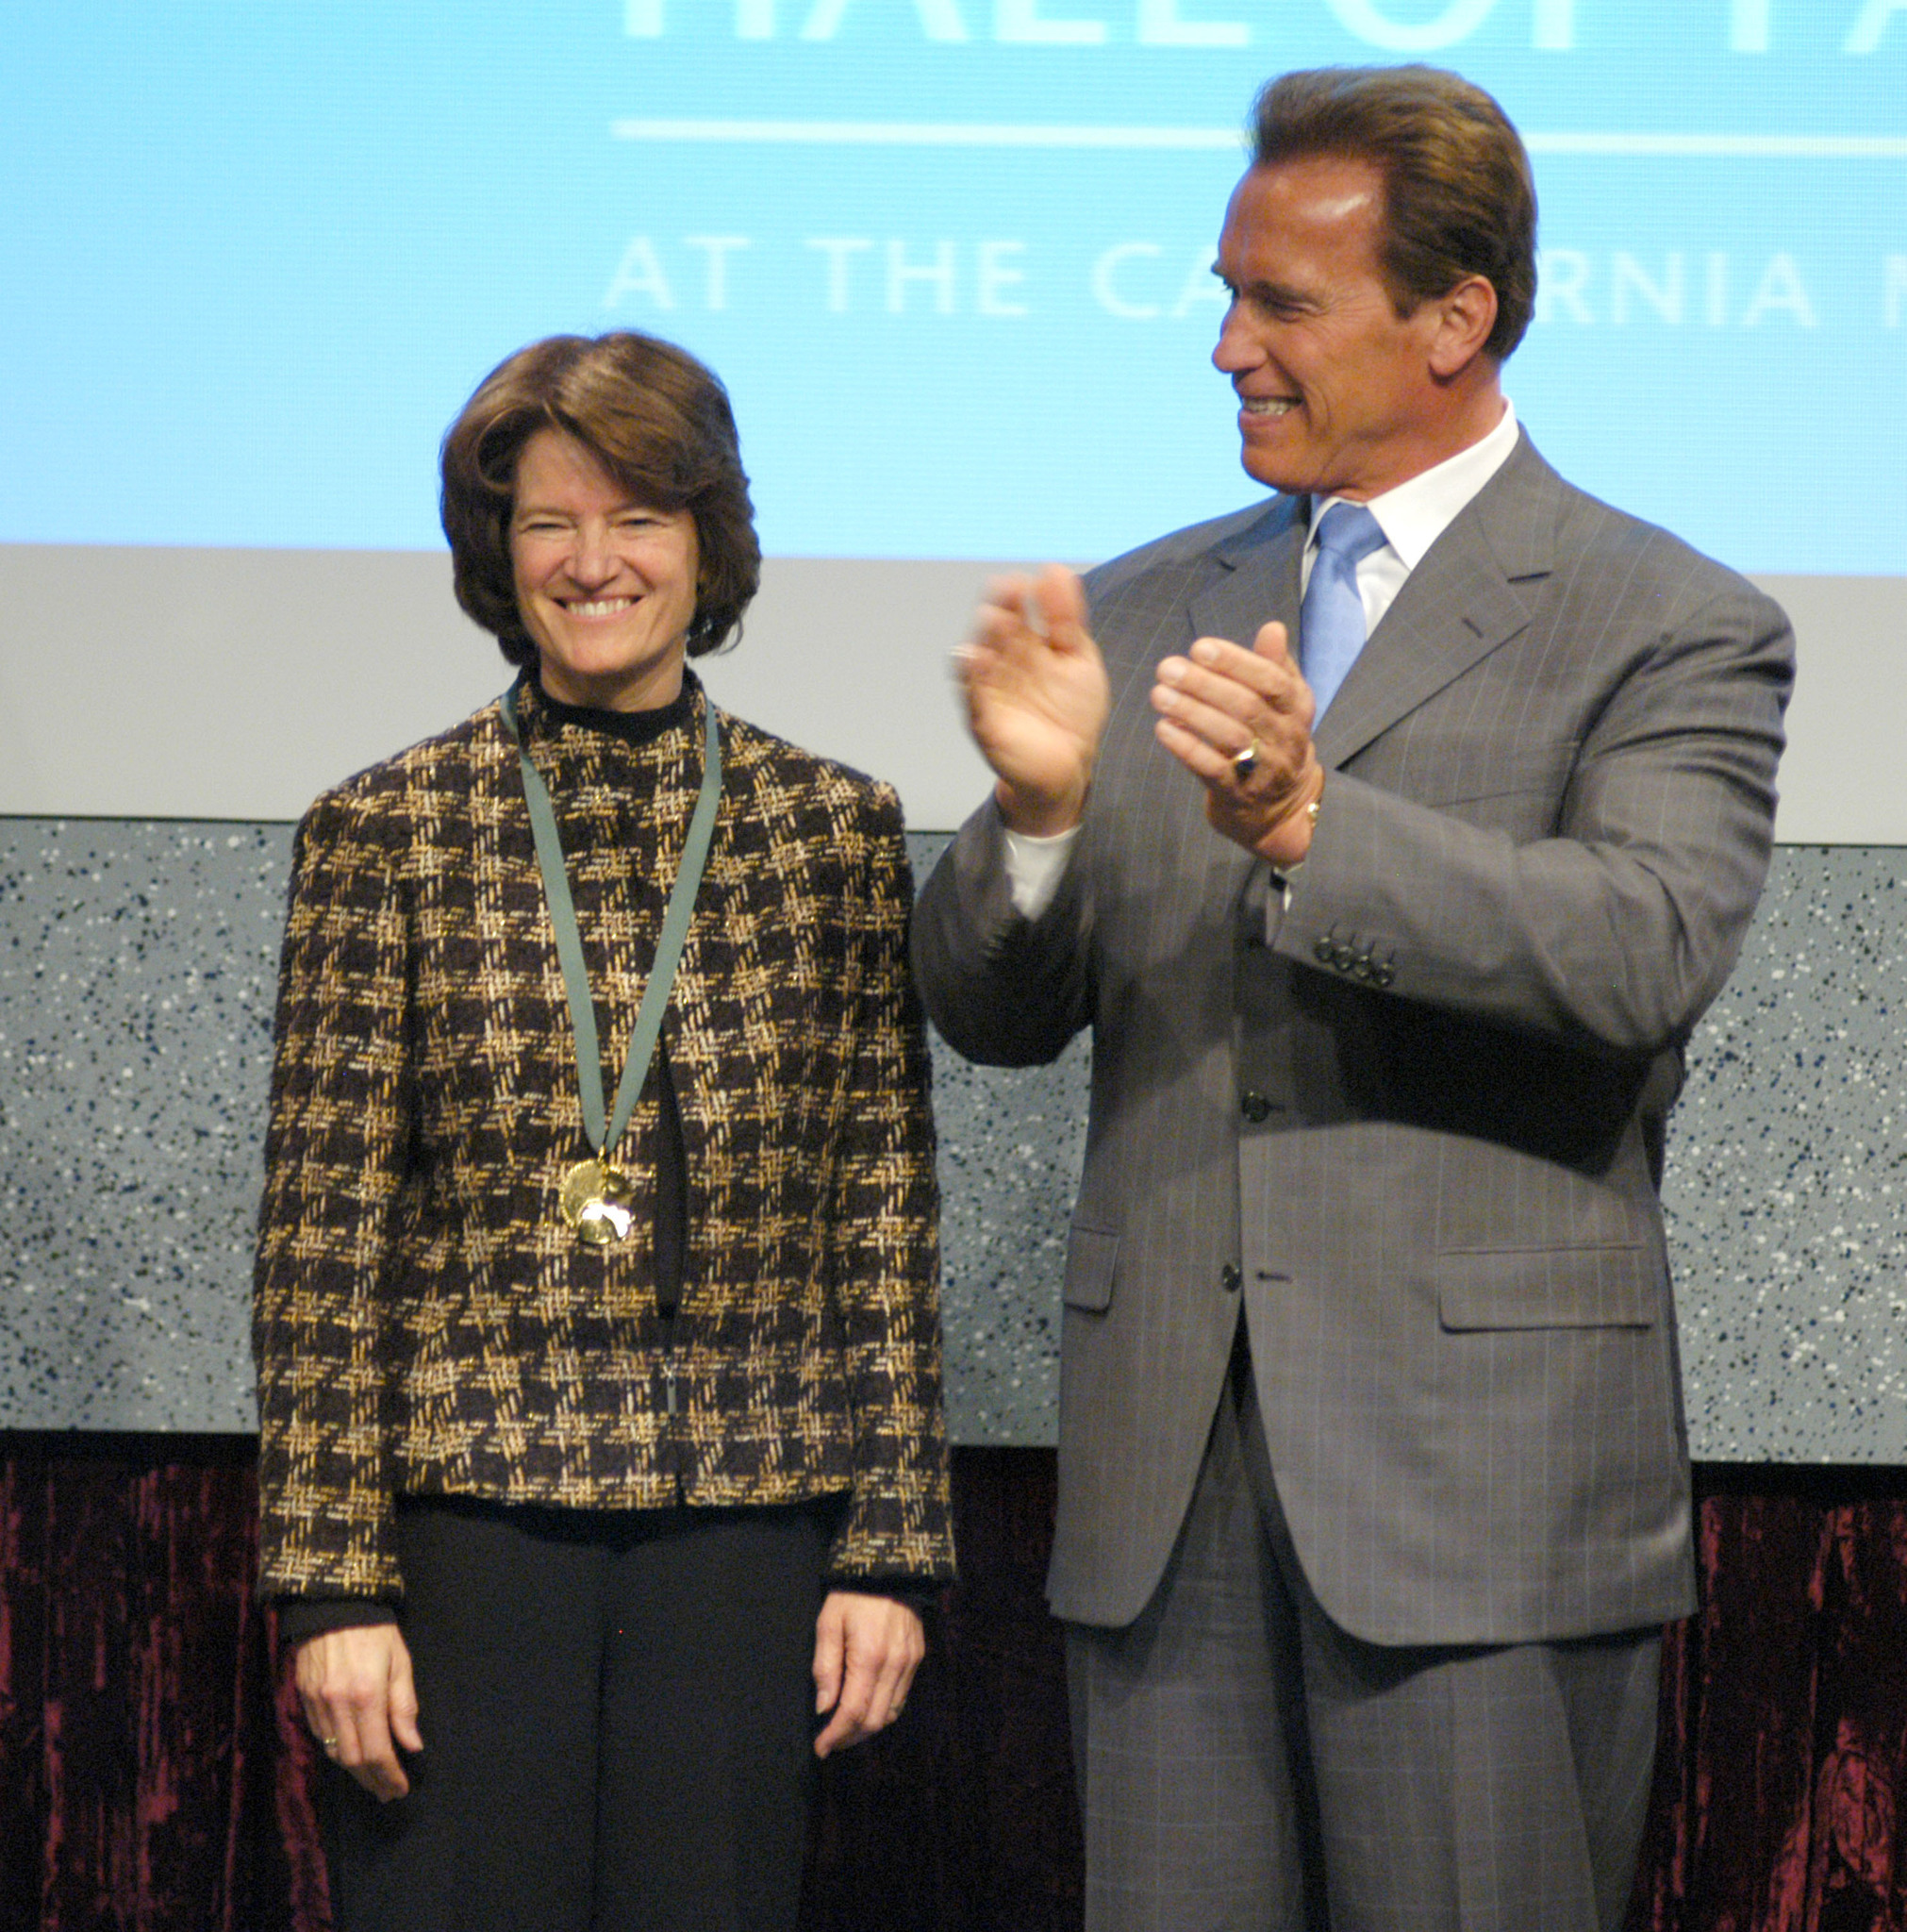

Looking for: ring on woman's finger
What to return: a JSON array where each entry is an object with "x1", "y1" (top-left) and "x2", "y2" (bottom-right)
[
  {"x1": 1232, "y1": 740, "x2": 1261, "y2": 782},
  {"x1": 319, "y1": 1735, "x2": 340, "y2": 1753}
]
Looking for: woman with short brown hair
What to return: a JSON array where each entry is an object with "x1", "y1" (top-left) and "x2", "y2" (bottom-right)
[{"x1": 255, "y1": 330, "x2": 954, "y2": 1930}]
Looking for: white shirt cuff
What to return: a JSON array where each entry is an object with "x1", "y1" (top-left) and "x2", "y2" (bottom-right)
[{"x1": 1003, "y1": 824, "x2": 1080, "y2": 921}]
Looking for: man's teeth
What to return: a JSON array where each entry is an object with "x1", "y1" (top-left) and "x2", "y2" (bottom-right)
[{"x1": 1242, "y1": 399, "x2": 1296, "y2": 417}]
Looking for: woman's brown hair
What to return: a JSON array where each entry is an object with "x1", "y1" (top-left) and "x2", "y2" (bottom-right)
[{"x1": 440, "y1": 332, "x2": 761, "y2": 669}]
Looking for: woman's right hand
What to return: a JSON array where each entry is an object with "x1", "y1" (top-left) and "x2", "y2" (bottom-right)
[{"x1": 294, "y1": 1624, "x2": 423, "y2": 1802}]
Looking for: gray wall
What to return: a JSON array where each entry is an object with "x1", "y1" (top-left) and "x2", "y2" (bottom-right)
[
  {"x1": 2, "y1": 820, "x2": 1900, "y2": 1459},
  {"x1": 1, "y1": 547, "x2": 1904, "y2": 844}
]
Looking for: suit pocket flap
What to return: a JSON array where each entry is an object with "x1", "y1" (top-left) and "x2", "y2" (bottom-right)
[
  {"x1": 1062, "y1": 1224, "x2": 1119, "y2": 1313},
  {"x1": 1437, "y1": 1245, "x2": 1654, "y2": 1331}
]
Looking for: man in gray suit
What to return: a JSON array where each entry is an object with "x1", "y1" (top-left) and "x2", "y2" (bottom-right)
[{"x1": 913, "y1": 65, "x2": 1792, "y2": 1931}]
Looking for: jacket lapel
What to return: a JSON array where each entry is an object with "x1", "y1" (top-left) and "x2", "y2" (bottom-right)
[
  {"x1": 1315, "y1": 431, "x2": 1564, "y2": 767},
  {"x1": 1089, "y1": 499, "x2": 1294, "y2": 920},
  {"x1": 1186, "y1": 496, "x2": 1305, "y2": 656}
]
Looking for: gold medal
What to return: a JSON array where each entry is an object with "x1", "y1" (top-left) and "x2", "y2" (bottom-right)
[{"x1": 559, "y1": 1158, "x2": 638, "y2": 1246}]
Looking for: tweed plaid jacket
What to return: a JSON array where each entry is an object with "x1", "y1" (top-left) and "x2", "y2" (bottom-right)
[{"x1": 255, "y1": 675, "x2": 954, "y2": 1603}]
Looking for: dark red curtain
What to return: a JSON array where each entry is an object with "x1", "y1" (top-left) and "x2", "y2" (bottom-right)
[{"x1": 3, "y1": 1437, "x2": 1904, "y2": 1932}]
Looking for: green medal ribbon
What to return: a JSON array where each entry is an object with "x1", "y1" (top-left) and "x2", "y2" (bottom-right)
[{"x1": 499, "y1": 682, "x2": 721, "y2": 1245}]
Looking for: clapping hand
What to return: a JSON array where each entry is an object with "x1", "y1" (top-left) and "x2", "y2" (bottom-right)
[
  {"x1": 1152, "y1": 621, "x2": 1325, "y2": 870},
  {"x1": 954, "y1": 564, "x2": 1111, "y2": 838}
]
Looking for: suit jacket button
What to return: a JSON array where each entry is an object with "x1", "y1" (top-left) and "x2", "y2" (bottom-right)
[
  {"x1": 1333, "y1": 941, "x2": 1357, "y2": 972},
  {"x1": 1313, "y1": 937, "x2": 1335, "y2": 965},
  {"x1": 1373, "y1": 961, "x2": 1395, "y2": 989},
  {"x1": 1240, "y1": 1091, "x2": 1271, "y2": 1124},
  {"x1": 1219, "y1": 1263, "x2": 1242, "y2": 1292}
]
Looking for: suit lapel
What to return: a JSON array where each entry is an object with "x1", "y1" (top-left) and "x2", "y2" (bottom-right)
[
  {"x1": 1107, "y1": 500, "x2": 1301, "y2": 921},
  {"x1": 1315, "y1": 432, "x2": 1565, "y2": 767},
  {"x1": 1186, "y1": 497, "x2": 1305, "y2": 656}
]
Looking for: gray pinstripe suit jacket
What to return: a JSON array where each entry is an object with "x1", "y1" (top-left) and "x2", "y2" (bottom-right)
[{"x1": 914, "y1": 431, "x2": 1793, "y2": 1644}]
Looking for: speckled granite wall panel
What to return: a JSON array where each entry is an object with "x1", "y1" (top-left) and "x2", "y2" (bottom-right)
[
  {"x1": 1663, "y1": 849, "x2": 1907, "y2": 1458},
  {"x1": 0, "y1": 820, "x2": 287, "y2": 1429},
  {"x1": 2, "y1": 822, "x2": 1900, "y2": 1458}
]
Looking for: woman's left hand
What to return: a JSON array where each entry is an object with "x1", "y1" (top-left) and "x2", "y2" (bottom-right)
[{"x1": 811, "y1": 1590, "x2": 925, "y2": 1757}]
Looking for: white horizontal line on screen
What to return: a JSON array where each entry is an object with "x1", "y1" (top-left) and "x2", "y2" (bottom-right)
[
  {"x1": 1526, "y1": 132, "x2": 1907, "y2": 158},
  {"x1": 611, "y1": 119, "x2": 1244, "y2": 148},
  {"x1": 610, "y1": 120, "x2": 1907, "y2": 159}
]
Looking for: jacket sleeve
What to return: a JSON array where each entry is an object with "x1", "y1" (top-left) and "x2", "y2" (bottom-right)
[
  {"x1": 822, "y1": 787, "x2": 956, "y2": 1586},
  {"x1": 1277, "y1": 568, "x2": 1794, "y2": 1057},
  {"x1": 910, "y1": 794, "x2": 1096, "y2": 1071},
  {"x1": 253, "y1": 788, "x2": 413, "y2": 1602}
]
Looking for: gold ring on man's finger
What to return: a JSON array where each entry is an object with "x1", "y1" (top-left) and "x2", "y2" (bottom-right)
[{"x1": 1232, "y1": 740, "x2": 1261, "y2": 782}]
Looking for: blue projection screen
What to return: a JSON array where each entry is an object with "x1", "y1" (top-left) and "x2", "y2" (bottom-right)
[
  {"x1": 4, "y1": 1, "x2": 1902, "y2": 567},
  {"x1": 0, "y1": 0, "x2": 1901, "y2": 831}
]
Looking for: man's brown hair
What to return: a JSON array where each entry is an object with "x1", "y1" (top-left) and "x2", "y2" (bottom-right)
[{"x1": 1252, "y1": 65, "x2": 1538, "y2": 361}]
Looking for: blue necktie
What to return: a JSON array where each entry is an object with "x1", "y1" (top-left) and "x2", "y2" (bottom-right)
[{"x1": 1301, "y1": 501, "x2": 1387, "y2": 722}]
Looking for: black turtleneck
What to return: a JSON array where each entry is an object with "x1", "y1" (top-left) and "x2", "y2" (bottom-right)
[{"x1": 535, "y1": 676, "x2": 696, "y2": 747}]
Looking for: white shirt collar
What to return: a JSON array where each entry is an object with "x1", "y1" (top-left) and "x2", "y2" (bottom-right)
[{"x1": 1308, "y1": 398, "x2": 1520, "y2": 574}]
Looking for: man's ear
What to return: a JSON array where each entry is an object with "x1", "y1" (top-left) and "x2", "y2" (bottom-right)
[{"x1": 1427, "y1": 275, "x2": 1499, "y2": 379}]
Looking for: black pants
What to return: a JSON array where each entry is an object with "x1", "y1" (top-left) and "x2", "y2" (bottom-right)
[{"x1": 324, "y1": 1496, "x2": 831, "y2": 1932}]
